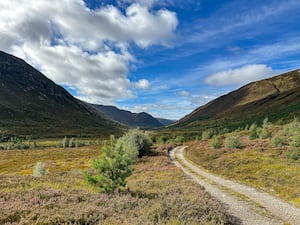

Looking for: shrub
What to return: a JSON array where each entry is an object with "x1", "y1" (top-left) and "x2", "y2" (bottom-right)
[
  {"x1": 33, "y1": 162, "x2": 46, "y2": 177},
  {"x1": 258, "y1": 118, "x2": 272, "y2": 139},
  {"x1": 209, "y1": 135, "x2": 222, "y2": 149},
  {"x1": 201, "y1": 129, "x2": 214, "y2": 140},
  {"x1": 85, "y1": 144, "x2": 132, "y2": 193},
  {"x1": 249, "y1": 123, "x2": 258, "y2": 140},
  {"x1": 288, "y1": 118, "x2": 300, "y2": 135},
  {"x1": 289, "y1": 133, "x2": 300, "y2": 148},
  {"x1": 225, "y1": 136, "x2": 242, "y2": 149},
  {"x1": 69, "y1": 137, "x2": 74, "y2": 148},
  {"x1": 271, "y1": 132, "x2": 286, "y2": 147},
  {"x1": 174, "y1": 135, "x2": 185, "y2": 144},
  {"x1": 287, "y1": 149, "x2": 300, "y2": 161},
  {"x1": 62, "y1": 136, "x2": 67, "y2": 148},
  {"x1": 116, "y1": 129, "x2": 152, "y2": 161}
]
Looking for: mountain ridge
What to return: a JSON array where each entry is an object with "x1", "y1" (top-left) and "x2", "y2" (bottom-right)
[
  {"x1": 0, "y1": 51, "x2": 122, "y2": 137},
  {"x1": 172, "y1": 69, "x2": 300, "y2": 130},
  {"x1": 90, "y1": 104, "x2": 164, "y2": 128}
]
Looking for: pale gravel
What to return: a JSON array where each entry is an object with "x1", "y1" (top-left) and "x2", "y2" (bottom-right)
[{"x1": 170, "y1": 146, "x2": 300, "y2": 225}]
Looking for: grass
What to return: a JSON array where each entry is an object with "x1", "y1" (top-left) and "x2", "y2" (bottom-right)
[
  {"x1": 0, "y1": 145, "x2": 101, "y2": 175},
  {"x1": 0, "y1": 144, "x2": 235, "y2": 224},
  {"x1": 185, "y1": 135, "x2": 300, "y2": 207}
]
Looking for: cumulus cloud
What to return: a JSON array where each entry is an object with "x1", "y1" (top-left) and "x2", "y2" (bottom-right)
[
  {"x1": 205, "y1": 64, "x2": 275, "y2": 86},
  {"x1": 0, "y1": 0, "x2": 178, "y2": 104},
  {"x1": 133, "y1": 79, "x2": 151, "y2": 89}
]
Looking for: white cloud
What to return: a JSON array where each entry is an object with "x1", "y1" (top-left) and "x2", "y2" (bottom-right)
[
  {"x1": 177, "y1": 90, "x2": 190, "y2": 97},
  {"x1": 205, "y1": 64, "x2": 275, "y2": 86},
  {"x1": 133, "y1": 79, "x2": 151, "y2": 89},
  {"x1": 0, "y1": 0, "x2": 178, "y2": 104}
]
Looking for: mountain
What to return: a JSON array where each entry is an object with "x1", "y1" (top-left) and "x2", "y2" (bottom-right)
[
  {"x1": 0, "y1": 51, "x2": 122, "y2": 137},
  {"x1": 90, "y1": 104, "x2": 164, "y2": 128},
  {"x1": 156, "y1": 118, "x2": 176, "y2": 126},
  {"x1": 171, "y1": 69, "x2": 300, "y2": 132}
]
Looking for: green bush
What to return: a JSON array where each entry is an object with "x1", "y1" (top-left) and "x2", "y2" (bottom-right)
[
  {"x1": 225, "y1": 136, "x2": 242, "y2": 149},
  {"x1": 85, "y1": 144, "x2": 132, "y2": 193},
  {"x1": 116, "y1": 129, "x2": 152, "y2": 161},
  {"x1": 174, "y1": 135, "x2": 185, "y2": 144},
  {"x1": 201, "y1": 129, "x2": 214, "y2": 140},
  {"x1": 271, "y1": 132, "x2": 286, "y2": 147},
  {"x1": 209, "y1": 135, "x2": 222, "y2": 149},
  {"x1": 33, "y1": 161, "x2": 46, "y2": 177},
  {"x1": 249, "y1": 123, "x2": 258, "y2": 140},
  {"x1": 287, "y1": 149, "x2": 300, "y2": 161},
  {"x1": 288, "y1": 118, "x2": 300, "y2": 135},
  {"x1": 289, "y1": 133, "x2": 300, "y2": 148},
  {"x1": 258, "y1": 118, "x2": 272, "y2": 139}
]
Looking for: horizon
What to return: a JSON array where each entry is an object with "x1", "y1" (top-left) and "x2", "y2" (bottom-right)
[{"x1": 1, "y1": 0, "x2": 300, "y2": 120}]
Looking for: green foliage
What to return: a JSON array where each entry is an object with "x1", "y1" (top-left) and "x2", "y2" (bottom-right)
[
  {"x1": 290, "y1": 133, "x2": 300, "y2": 148},
  {"x1": 68, "y1": 137, "x2": 74, "y2": 148},
  {"x1": 85, "y1": 144, "x2": 132, "y2": 193},
  {"x1": 271, "y1": 132, "x2": 286, "y2": 147},
  {"x1": 249, "y1": 123, "x2": 258, "y2": 140},
  {"x1": 201, "y1": 129, "x2": 214, "y2": 140},
  {"x1": 287, "y1": 118, "x2": 300, "y2": 135},
  {"x1": 33, "y1": 161, "x2": 46, "y2": 177},
  {"x1": 224, "y1": 136, "x2": 242, "y2": 149},
  {"x1": 209, "y1": 135, "x2": 222, "y2": 149},
  {"x1": 258, "y1": 118, "x2": 272, "y2": 139},
  {"x1": 116, "y1": 129, "x2": 152, "y2": 161},
  {"x1": 287, "y1": 148, "x2": 300, "y2": 161},
  {"x1": 174, "y1": 135, "x2": 185, "y2": 144}
]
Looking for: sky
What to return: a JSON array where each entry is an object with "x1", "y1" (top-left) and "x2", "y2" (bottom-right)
[{"x1": 1, "y1": 0, "x2": 300, "y2": 120}]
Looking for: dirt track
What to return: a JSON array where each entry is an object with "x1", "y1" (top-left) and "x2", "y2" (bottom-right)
[{"x1": 170, "y1": 146, "x2": 300, "y2": 225}]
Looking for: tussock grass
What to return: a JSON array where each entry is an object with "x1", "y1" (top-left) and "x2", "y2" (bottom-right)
[{"x1": 0, "y1": 144, "x2": 235, "y2": 225}]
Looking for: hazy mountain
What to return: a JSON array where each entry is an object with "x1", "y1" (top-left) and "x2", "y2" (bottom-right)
[
  {"x1": 0, "y1": 51, "x2": 122, "y2": 137},
  {"x1": 90, "y1": 104, "x2": 164, "y2": 128},
  {"x1": 156, "y1": 118, "x2": 176, "y2": 126},
  {"x1": 172, "y1": 69, "x2": 300, "y2": 130}
]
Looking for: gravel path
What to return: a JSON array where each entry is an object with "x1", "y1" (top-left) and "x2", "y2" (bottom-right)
[{"x1": 170, "y1": 146, "x2": 300, "y2": 225}]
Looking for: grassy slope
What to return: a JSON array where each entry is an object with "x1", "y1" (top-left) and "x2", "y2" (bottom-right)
[
  {"x1": 0, "y1": 144, "x2": 235, "y2": 225},
  {"x1": 185, "y1": 133, "x2": 300, "y2": 207},
  {"x1": 0, "y1": 51, "x2": 122, "y2": 137},
  {"x1": 165, "y1": 69, "x2": 300, "y2": 136}
]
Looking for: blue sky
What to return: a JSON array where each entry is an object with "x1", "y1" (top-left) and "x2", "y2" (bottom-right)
[{"x1": 1, "y1": 0, "x2": 300, "y2": 119}]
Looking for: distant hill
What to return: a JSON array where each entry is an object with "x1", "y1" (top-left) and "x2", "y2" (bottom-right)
[
  {"x1": 90, "y1": 104, "x2": 164, "y2": 128},
  {"x1": 170, "y1": 69, "x2": 300, "y2": 132},
  {"x1": 0, "y1": 51, "x2": 122, "y2": 137},
  {"x1": 156, "y1": 118, "x2": 175, "y2": 126}
]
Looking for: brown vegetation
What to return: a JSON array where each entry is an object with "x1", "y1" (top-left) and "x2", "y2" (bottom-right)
[{"x1": 0, "y1": 144, "x2": 235, "y2": 224}]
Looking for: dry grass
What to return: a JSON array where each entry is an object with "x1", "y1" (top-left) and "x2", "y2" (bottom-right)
[
  {"x1": 0, "y1": 144, "x2": 235, "y2": 225},
  {"x1": 0, "y1": 145, "x2": 101, "y2": 175},
  {"x1": 185, "y1": 136, "x2": 300, "y2": 207}
]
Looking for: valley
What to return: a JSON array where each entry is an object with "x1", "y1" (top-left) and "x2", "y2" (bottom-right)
[{"x1": 1, "y1": 51, "x2": 300, "y2": 225}]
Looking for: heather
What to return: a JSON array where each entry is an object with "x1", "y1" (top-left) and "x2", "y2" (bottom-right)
[{"x1": 0, "y1": 144, "x2": 235, "y2": 225}]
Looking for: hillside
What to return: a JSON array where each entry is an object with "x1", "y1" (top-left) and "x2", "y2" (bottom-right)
[
  {"x1": 156, "y1": 118, "x2": 175, "y2": 126},
  {"x1": 0, "y1": 51, "x2": 122, "y2": 137},
  {"x1": 90, "y1": 104, "x2": 164, "y2": 128},
  {"x1": 171, "y1": 69, "x2": 300, "y2": 131}
]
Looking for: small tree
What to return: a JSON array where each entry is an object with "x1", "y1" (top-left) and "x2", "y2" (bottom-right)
[
  {"x1": 33, "y1": 161, "x2": 46, "y2": 177},
  {"x1": 258, "y1": 118, "x2": 272, "y2": 139},
  {"x1": 116, "y1": 129, "x2": 152, "y2": 162},
  {"x1": 201, "y1": 129, "x2": 214, "y2": 140},
  {"x1": 225, "y1": 136, "x2": 242, "y2": 149},
  {"x1": 209, "y1": 135, "x2": 222, "y2": 149},
  {"x1": 249, "y1": 123, "x2": 258, "y2": 140},
  {"x1": 85, "y1": 144, "x2": 132, "y2": 193}
]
